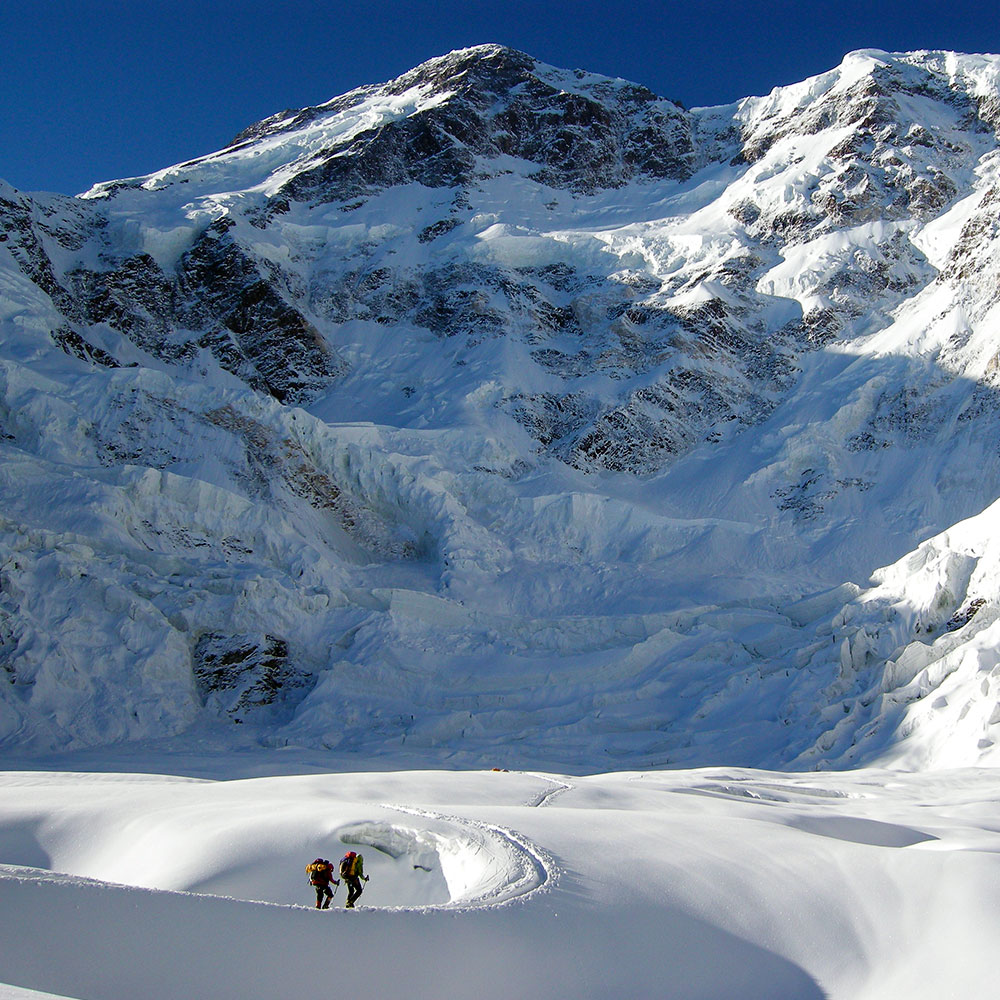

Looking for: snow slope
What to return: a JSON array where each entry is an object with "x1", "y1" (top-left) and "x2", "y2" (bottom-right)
[{"x1": 3, "y1": 765, "x2": 1000, "y2": 999}]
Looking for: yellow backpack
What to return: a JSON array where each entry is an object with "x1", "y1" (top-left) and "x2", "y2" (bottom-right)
[{"x1": 306, "y1": 859, "x2": 330, "y2": 884}]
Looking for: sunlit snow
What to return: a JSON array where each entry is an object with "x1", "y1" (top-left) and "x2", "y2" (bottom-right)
[{"x1": 6, "y1": 42, "x2": 1000, "y2": 999}]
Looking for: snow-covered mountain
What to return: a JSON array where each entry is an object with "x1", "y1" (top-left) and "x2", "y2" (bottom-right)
[{"x1": 4, "y1": 44, "x2": 1000, "y2": 769}]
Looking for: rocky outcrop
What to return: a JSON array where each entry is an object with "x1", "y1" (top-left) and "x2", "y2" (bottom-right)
[
  {"x1": 278, "y1": 46, "x2": 696, "y2": 203},
  {"x1": 178, "y1": 221, "x2": 347, "y2": 402},
  {"x1": 193, "y1": 632, "x2": 313, "y2": 722}
]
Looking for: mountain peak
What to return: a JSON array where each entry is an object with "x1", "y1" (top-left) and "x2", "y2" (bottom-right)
[
  {"x1": 384, "y1": 43, "x2": 539, "y2": 101},
  {"x1": 203, "y1": 43, "x2": 696, "y2": 204},
  {"x1": 412, "y1": 41, "x2": 534, "y2": 72}
]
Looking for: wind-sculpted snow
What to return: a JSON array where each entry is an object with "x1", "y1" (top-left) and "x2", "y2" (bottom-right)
[
  {"x1": 345, "y1": 806, "x2": 550, "y2": 906},
  {"x1": 0, "y1": 770, "x2": 552, "y2": 910},
  {"x1": 6, "y1": 46, "x2": 1000, "y2": 766},
  {"x1": 3, "y1": 766, "x2": 1000, "y2": 999}
]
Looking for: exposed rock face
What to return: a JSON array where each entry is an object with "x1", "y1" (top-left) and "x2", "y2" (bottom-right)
[
  {"x1": 177, "y1": 221, "x2": 346, "y2": 402},
  {"x1": 257, "y1": 46, "x2": 696, "y2": 202},
  {"x1": 193, "y1": 632, "x2": 312, "y2": 722}
]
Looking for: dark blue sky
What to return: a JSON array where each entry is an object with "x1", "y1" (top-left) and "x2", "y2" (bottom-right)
[{"x1": 5, "y1": 0, "x2": 999, "y2": 195}]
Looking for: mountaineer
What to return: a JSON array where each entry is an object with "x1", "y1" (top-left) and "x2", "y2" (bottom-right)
[
  {"x1": 339, "y1": 850, "x2": 369, "y2": 908},
  {"x1": 306, "y1": 857, "x2": 339, "y2": 909}
]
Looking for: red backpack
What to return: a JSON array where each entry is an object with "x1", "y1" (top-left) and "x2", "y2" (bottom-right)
[{"x1": 339, "y1": 852, "x2": 357, "y2": 879}]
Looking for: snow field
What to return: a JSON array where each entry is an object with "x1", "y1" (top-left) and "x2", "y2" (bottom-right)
[
  {"x1": 8, "y1": 43, "x2": 1000, "y2": 1000},
  {"x1": 0, "y1": 770, "x2": 545, "y2": 909},
  {"x1": 3, "y1": 765, "x2": 1000, "y2": 999}
]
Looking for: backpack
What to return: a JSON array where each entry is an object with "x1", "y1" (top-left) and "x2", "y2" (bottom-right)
[
  {"x1": 307, "y1": 859, "x2": 331, "y2": 884},
  {"x1": 339, "y1": 852, "x2": 357, "y2": 879}
]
